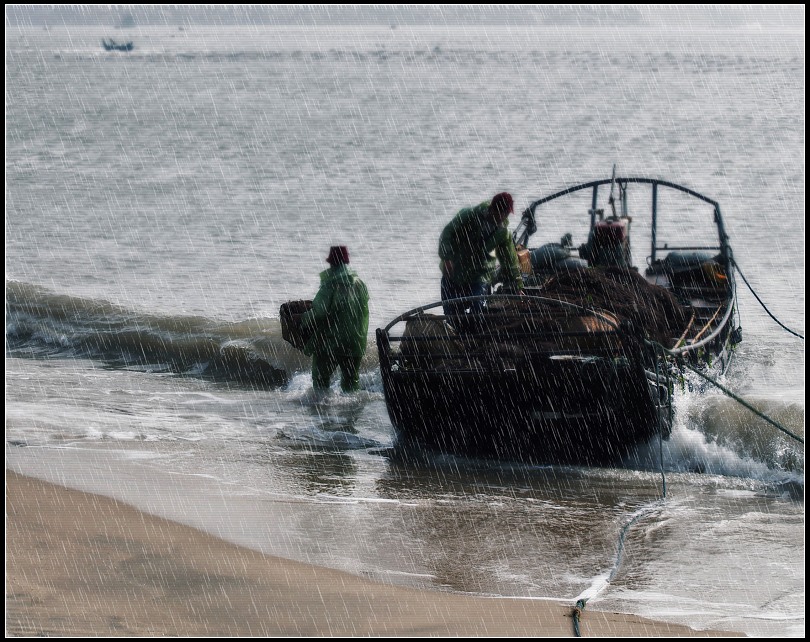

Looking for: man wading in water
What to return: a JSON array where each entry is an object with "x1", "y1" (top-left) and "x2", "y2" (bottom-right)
[{"x1": 301, "y1": 246, "x2": 369, "y2": 392}]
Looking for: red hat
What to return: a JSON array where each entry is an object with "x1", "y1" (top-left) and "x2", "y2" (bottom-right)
[
  {"x1": 326, "y1": 245, "x2": 350, "y2": 265},
  {"x1": 490, "y1": 192, "x2": 514, "y2": 219}
]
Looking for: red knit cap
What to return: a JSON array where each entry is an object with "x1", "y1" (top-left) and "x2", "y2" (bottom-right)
[
  {"x1": 326, "y1": 245, "x2": 350, "y2": 265},
  {"x1": 490, "y1": 192, "x2": 514, "y2": 219}
]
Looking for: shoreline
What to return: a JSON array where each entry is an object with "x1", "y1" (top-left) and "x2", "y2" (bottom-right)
[{"x1": 6, "y1": 470, "x2": 741, "y2": 637}]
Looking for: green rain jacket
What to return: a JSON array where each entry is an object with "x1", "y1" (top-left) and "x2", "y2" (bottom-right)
[
  {"x1": 301, "y1": 264, "x2": 369, "y2": 358},
  {"x1": 438, "y1": 201, "x2": 524, "y2": 289}
]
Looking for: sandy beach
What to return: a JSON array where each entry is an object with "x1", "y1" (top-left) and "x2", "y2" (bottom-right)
[{"x1": 5, "y1": 470, "x2": 742, "y2": 638}]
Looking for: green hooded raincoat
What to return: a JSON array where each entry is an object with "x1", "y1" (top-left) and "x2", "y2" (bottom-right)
[{"x1": 301, "y1": 264, "x2": 369, "y2": 361}]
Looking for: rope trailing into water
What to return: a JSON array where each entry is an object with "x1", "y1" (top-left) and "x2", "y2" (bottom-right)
[
  {"x1": 732, "y1": 258, "x2": 804, "y2": 340},
  {"x1": 569, "y1": 290, "x2": 803, "y2": 635},
  {"x1": 679, "y1": 360, "x2": 804, "y2": 445},
  {"x1": 571, "y1": 499, "x2": 666, "y2": 636},
  {"x1": 573, "y1": 352, "x2": 669, "y2": 637},
  {"x1": 570, "y1": 334, "x2": 806, "y2": 634}
]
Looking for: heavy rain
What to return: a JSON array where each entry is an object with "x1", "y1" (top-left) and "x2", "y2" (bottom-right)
[{"x1": 6, "y1": 5, "x2": 805, "y2": 638}]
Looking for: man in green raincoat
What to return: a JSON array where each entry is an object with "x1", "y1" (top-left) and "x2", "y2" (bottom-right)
[
  {"x1": 439, "y1": 191, "x2": 523, "y2": 317},
  {"x1": 301, "y1": 246, "x2": 369, "y2": 392}
]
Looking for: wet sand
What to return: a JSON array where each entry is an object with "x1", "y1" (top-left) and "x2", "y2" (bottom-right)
[{"x1": 6, "y1": 471, "x2": 740, "y2": 637}]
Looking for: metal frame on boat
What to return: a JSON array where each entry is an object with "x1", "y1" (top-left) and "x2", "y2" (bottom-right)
[{"x1": 376, "y1": 175, "x2": 741, "y2": 465}]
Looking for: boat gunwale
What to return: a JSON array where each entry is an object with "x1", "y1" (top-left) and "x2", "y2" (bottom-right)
[
  {"x1": 379, "y1": 292, "x2": 735, "y2": 358},
  {"x1": 382, "y1": 294, "x2": 622, "y2": 333}
]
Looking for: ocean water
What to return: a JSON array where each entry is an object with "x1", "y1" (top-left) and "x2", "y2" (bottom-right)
[{"x1": 5, "y1": 24, "x2": 805, "y2": 637}]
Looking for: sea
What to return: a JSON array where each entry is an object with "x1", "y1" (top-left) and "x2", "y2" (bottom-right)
[{"x1": 5, "y1": 24, "x2": 805, "y2": 637}]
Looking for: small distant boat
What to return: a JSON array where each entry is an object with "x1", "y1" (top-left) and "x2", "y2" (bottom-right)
[
  {"x1": 376, "y1": 169, "x2": 742, "y2": 466},
  {"x1": 102, "y1": 39, "x2": 134, "y2": 52}
]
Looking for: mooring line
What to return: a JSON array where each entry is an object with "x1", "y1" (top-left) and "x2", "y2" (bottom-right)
[
  {"x1": 574, "y1": 360, "x2": 670, "y2": 637},
  {"x1": 568, "y1": 284, "x2": 804, "y2": 635},
  {"x1": 679, "y1": 361, "x2": 804, "y2": 445},
  {"x1": 732, "y1": 258, "x2": 804, "y2": 340},
  {"x1": 572, "y1": 498, "x2": 666, "y2": 636}
]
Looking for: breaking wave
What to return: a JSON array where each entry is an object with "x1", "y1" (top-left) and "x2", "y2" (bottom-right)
[
  {"x1": 625, "y1": 377, "x2": 804, "y2": 486},
  {"x1": 6, "y1": 281, "x2": 379, "y2": 388}
]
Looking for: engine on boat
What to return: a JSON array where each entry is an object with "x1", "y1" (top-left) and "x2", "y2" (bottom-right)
[{"x1": 579, "y1": 215, "x2": 632, "y2": 268}]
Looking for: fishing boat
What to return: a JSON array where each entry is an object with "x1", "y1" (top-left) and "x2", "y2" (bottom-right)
[
  {"x1": 376, "y1": 171, "x2": 742, "y2": 465},
  {"x1": 102, "y1": 39, "x2": 134, "y2": 52}
]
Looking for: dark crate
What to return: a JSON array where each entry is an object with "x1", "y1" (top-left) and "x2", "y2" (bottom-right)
[{"x1": 279, "y1": 300, "x2": 313, "y2": 351}]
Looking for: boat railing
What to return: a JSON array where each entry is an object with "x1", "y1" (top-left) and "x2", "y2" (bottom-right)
[
  {"x1": 382, "y1": 294, "x2": 622, "y2": 333},
  {"x1": 378, "y1": 294, "x2": 628, "y2": 368},
  {"x1": 652, "y1": 246, "x2": 723, "y2": 253},
  {"x1": 379, "y1": 291, "x2": 735, "y2": 368},
  {"x1": 388, "y1": 329, "x2": 620, "y2": 341}
]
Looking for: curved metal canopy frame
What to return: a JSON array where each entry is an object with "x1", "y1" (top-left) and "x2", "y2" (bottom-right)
[{"x1": 515, "y1": 177, "x2": 731, "y2": 266}]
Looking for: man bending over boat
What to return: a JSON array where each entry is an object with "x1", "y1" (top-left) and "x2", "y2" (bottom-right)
[
  {"x1": 438, "y1": 192, "x2": 524, "y2": 318},
  {"x1": 301, "y1": 246, "x2": 369, "y2": 392}
]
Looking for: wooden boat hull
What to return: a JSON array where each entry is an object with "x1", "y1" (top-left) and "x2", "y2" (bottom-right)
[{"x1": 378, "y1": 330, "x2": 670, "y2": 466}]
